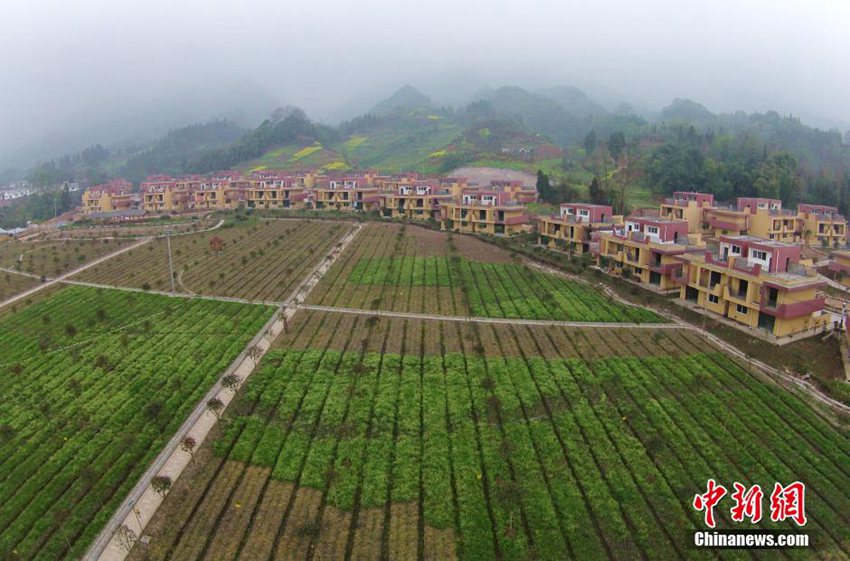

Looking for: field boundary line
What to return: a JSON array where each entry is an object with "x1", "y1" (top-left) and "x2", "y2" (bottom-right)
[
  {"x1": 0, "y1": 267, "x2": 42, "y2": 280},
  {"x1": 0, "y1": 237, "x2": 152, "y2": 310},
  {"x1": 31, "y1": 218, "x2": 225, "y2": 242},
  {"x1": 299, "y1": 304, "x2": 681, "y2": 328},
  {"x1": 58, "y1": 278, "x2": 283, "y2": 307},
  {"x1": 85, "y1": 222, "x2": 363, "y2": 561}
]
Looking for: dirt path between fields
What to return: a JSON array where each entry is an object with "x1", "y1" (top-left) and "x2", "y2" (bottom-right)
[
  {"x1": 300, "y1": 304, "x2": 681, "y2": 328},
  {"x1": 85, "y1": 222, "x2": 363, "y2": 561}
]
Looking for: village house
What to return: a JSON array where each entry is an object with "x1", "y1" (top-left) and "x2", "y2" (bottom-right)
[
  {"x1": 246, "y1": 172, "x2": 310, "y2": 210},
  {"x1": 738, "y1": 198, "x2": 801, "y2": 243},
  {"x1": 313, "y1": 173, "x2": 382, "y2": 211},
  {"x1": 594, "y1": 217, "x2": 701, "y2": 291},
  {"x1": 539, "y1": 203, "x2": 622, "y2": 255},
  {"x1": 659, "y1": 191, "x2": 715, "y2": 233},
  {"x1": 439, "y1": 189, "x2": 532, "y2": 235},
  {"x1": 678, "y1": 235, "x2": 829, "y2": 338},
  {"x1": 698, "y1": 197, "x2": 801, "y2": 242},
  {"x1": 798, "y1": 203, "x2": 846, "y2": 247},
  {"x1": 380, "y1": 179, "x2": 453, "y2": 220},
  {"x1": 82, "y1": 179, "x2": 137, "y2": 214},
  {"x1": 487, "y1": 179, "x2": 538, "y2": 204},
  {"x1": 141, "y1": 175, "x2": 192, "y2": 213},
  {"x1": 827, "y1": 250, "x2": 850, "y2": 287}
]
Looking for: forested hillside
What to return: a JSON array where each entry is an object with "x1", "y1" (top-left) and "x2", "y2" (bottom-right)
[{"x1": 15, "y1": 85, "x2": 850, "y2": 217}]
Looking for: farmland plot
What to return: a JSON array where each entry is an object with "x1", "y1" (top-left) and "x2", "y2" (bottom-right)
[
  {"x1": 74, "y1": 219, "x2": 349, "y2": 301},
  {"x1": 47, "y1": 217, "x2": 219, "y2": 239},
  {"x1": 309, "y1": 223, "x2": 660, "y2": 322},
  {"x1": 0, "y1": 285, "x2": 273, "y2": 560},
  {"x1": 132, "y1": 311, "x2": 850, "y2": 561},
  {"x1": 0, "y1": 238, "x2": 131, "y2": 279},
  {"x1": 0, "y1": 270, "x2": 39, "y2": 301}
]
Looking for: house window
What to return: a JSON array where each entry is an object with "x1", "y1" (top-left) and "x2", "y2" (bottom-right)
[
  {"x1": 730, "y1": 245, "x2": 741, "y2": 255},
  {"x1": 752, "y1": 250, "x2": 767, "y2": 261},
  {"x1": 646, "y1": 226, "x2": 659, "y2": 235},
  {"x1": 708, "y1": 294, "x2": 719, "y2": 304},
  {"x1": 736, "y1": 304, "x2": 747, "y2": 314}
]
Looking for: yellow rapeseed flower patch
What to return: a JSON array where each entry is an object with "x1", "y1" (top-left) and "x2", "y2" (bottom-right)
[
  {"x1": 344, "y1": 136, "x2": 367, "y2": 149},
  {"x1": 290, "y1": 144, "x2": 323, "y2": 161}
]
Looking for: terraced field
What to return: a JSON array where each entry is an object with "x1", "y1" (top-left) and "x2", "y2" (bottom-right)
[
  {"x1": 0, "y1": 286, "x2": 273, "y2": 560},
  {"x1": 130, "y1": 309, "x2": 850, "y2": 561},
  {"x1": 309, "y1": 223, "x2": 660, "y2": 322},
  {"x1": 75, "y1": 219, "x2": 350, "y2": 300}
]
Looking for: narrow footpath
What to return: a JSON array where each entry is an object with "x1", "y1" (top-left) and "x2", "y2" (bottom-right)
[
  {"x1": 84, "y1": 222, "x2": 363, "y2": 561},
  {"x1": 0, "y1": 237, "x2": 152, "y2": 310},
  {"x1": 300, "y1": 304, "x2": 681, "y2": 328}
]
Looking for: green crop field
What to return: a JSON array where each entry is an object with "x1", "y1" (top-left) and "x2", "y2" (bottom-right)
[
  {"x1": 75, "y1": 219, "x2": 349, "y2": 301},
  {"x1": 129, "y1": 310, "x2": 850, "y2": 561},
  {"x1": 0, "y1": 285, "x2": 273, "y2": 560},
  {"x1": 0, "y1": 238, "x2": 131, "y2": 279},
  {"x1": 3, "y1": 218, "x2": 846, "y2": 561},
  {"x1": 309, "y1": 223, "x2": 660, "y2": 322}
]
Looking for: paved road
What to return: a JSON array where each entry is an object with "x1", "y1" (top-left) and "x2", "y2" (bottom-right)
[
  {"x1": 85, "y1": 222, "x2": 363, "y2": 561},
  {"x1": 0, "y1": 237, "x2": 152, "y2": 310}
]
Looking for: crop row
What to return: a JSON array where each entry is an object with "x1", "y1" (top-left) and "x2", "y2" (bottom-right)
[
  {"x1": 132, "y1": 313, "x2": 850, "y2": 560},
  {"x1": 0, "y1": 271, "x2": 38, "y2": 301},
  {"x1": 0, "y1": 239, "x2": 129, "y2": 279},
  {"x1": 0, "y1": 285, "x2": 273, "y2": 560},
  {"x1": 343, "y1": 254, "x2": 660, "y2": 322},
  {"x1": 74, "y1": 219, "x2": 347, "y2": 300}
]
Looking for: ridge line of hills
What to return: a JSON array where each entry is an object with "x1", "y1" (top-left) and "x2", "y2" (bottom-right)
[{"x1": 6, "y1": 84, "x2": 850, "y2": 228}]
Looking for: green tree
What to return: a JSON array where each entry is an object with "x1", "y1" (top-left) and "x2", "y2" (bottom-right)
[
  {"x1": 608, "y1": 131, "x2": 626, "y2": 162},
  {"x1": 536, "y1": 170, "x2": 552, "y2": 201},
  {"x1": 588, "y1": 176, "x2": 607, "y2": 205}
]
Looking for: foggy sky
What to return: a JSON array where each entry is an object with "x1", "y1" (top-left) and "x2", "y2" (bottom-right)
[{"x1": 2, "y1": 0, "x2": 849, "y2": 169}]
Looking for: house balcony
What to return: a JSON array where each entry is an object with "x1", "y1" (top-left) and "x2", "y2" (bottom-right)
[
  {"x1": 709, "y1": 218, "x2": 746, "y2": 231},
  {"x1": 649, "y1": 261, "x2": 681, "y2": 275},
  {"x1": 723, "y1": 286, "x2": 757, "y2": 308},
  {"x1": 759, "y1": 296, "x2": 825, "y2": 319}
]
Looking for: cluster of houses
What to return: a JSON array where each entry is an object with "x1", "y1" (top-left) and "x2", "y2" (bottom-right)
[
  {"x1": 81, "y1": 174, "x2": 845, "y2": 342},
  {"x1": 539, "y1": 192, "x2": 843, "y2": 341},
  {"x1": 82, "y1": 170, "x2": 537, "y2": 235}
]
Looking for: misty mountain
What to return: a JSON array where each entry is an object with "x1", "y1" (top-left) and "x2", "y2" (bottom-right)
[
  {"x1": 370, "y1": 85, "x2": 434, "y2": 116},
  {"x1": 18, "y1": 81, "x2": 850, "y2": 197},
  {"x1": 0, "y1": 81, "x2": 280, "y2": 173},
  {"x1": 189, "y1": 109, "x2": 338, "y2": 173},
  {"x1": 541, "y1": 86, "x2": 609, "y2": 119},
  {"x1": 471, "y1": 86, "x2": 584, "y2": 146},
  {"x1": 120, "y1": 120, "x2": 246, "y2": 184},
  {"x1": 660, "y1": 98, "x2": 717, "y2": 125}
]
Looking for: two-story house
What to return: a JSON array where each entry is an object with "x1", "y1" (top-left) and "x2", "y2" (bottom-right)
[
  {"x1": 439, "y1": 190, "x2": 532, "y2": 235},
  {"x1": 678, "y1": 235, "x2": 828, "y2": 338},
  {"x1": 798, "y1": 203, "x2": 846, "y2": 247},
  {"x1": 82, "y1": 179, "x2": 137, "y2": 214},
  {"x1": 595, "y1": 217, "x2": 700, "y2": 291},
  {"x1": 659, "y1": 191, "x2": 715, "y2": 233},
  {"x1": 141, "y1": 175, "x2": 192, "y2": 213},
  {"x1": 539, "y1": 203, "x2": 622, "y2": 254}
]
